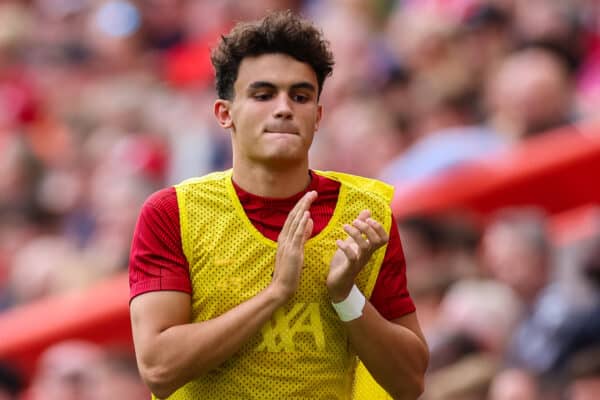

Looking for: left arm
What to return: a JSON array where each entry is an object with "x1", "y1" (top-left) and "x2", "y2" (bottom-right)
[
  {"x1": 327, "y1": 211, "x2": 429, "y2": 400},
  {"x1": 347, "y1": 307, "x2": 428, "y2": 399}
]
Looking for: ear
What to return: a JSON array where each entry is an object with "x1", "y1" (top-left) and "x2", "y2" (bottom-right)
[
  {"x1": 214, "y1": 99, "x2": 233, "y2": 129},
  {"x1": 315, "y1": 104, "x2": 323, "y2": 131}
]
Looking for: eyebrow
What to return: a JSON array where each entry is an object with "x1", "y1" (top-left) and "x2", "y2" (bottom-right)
[{"x1": 247, "y1": 81, "x2": 317, "y2": 93}]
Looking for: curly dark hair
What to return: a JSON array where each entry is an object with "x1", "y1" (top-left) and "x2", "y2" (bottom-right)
[{"x1": 211, "y1": 10, "x2": 334, "y2": 100}]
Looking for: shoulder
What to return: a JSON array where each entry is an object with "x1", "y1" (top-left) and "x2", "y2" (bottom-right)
[
  {"x1": 175, "y1": 170, "x2": 232, "y2": 190},
  {"x1": 144, "y1": 187, "x2": 178, "y2": 210},
  {"x1": 312, "y1": 170, "x2": 340, "y2": 195},
  {"x1": 136, "y1": 187, "x2": 180, "y2": 232},
  {"x1": 313, "y1": 170, "x2": 394, "y2": 203}
]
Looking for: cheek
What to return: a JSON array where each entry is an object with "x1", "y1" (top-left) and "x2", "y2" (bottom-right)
[
  {"x1": 301, "y1": 109, "x2": 319, "y2": 129},
  {"x1": 232, "y1": 102, "x2": 263, "y2": 126}
]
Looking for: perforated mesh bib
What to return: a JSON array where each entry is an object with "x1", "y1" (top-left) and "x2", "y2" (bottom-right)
[{"x1": 160, "y1": 170, "x2": 393, "y2": 400}]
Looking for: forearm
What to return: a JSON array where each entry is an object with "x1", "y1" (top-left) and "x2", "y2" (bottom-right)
[
  {"x1": 345, "y1": 303, "x2": 429, "y2": 400},
  {"x1": 135, "y1": 286, "x2": 284, "y2": 398}
]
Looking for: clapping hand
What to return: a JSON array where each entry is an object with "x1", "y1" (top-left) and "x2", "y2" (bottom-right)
[{"x1": 326, "y1": 210, "x2": 389, "y2": 302}]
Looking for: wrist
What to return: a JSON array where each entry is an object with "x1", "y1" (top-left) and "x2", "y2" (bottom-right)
[
  {"x1": 331, "y1": 285, "x2": 366, "y2": 322},
  {"x1": 327, "y1": 282, "x2": 355, "y2": 303},
  {"x1": 264, "y1": 283, "x2": 292, "y2": 308}
]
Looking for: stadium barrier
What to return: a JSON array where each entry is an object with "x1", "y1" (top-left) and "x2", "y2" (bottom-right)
[
  {"x1": 392, "y1": 122, "x2": 600, "y2": 219},
  {"x1": 0, "y1": 273, "x2": 132, "y2": 380}
]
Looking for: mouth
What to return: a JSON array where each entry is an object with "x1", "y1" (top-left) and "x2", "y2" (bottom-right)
[
  {"x1": 264, "y1": 127, "x2": 299, "y2": 135},
  {"x1": 265, "y1": 131, "x2": 298, "y2": 135}
]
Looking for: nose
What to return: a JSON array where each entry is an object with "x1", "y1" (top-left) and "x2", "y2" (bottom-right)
[{"x1": 273, "y1": 93, "x2": 293, "y2": 119}]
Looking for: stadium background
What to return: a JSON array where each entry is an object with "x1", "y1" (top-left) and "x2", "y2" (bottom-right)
[{"x1": 1, "y1": 0, "x2": 600, "y2": 399}]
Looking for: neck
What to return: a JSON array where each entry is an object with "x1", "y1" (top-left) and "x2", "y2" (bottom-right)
[{"x1": 232, "y1": 160, "x2": 311, "y2": 198}]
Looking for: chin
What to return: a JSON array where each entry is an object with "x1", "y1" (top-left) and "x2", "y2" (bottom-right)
[{"x1": 259, "y1": 153, "x2": 305, "y2": 168}]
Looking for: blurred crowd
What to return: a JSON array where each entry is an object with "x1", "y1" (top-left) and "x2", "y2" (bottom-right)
[
  {"x1": 1, "y1": 0, "x2": 600, "y2": 399},
  {"x1": 0, "y1": 341, "x2": 149, "y2": 399}
]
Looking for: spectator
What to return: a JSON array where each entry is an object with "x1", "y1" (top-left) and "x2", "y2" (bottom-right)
[
  {"x1": 481, "y1": 209, "x2": 551, "y2": 306},
  {"x1": 380, "y1": 5, "x2": 510, "y2": 187},
  {"x1": 95, "y1": 349, "x2": 150, "y2": 400},
  {"x1": 435, "y1": 278, "x2": 523, "y2": 356},
  {"x1": 488, "y1": 368, "x2": 541, "y2": 400},
  {"x1": 481, "y1": 209, "x2": 598, "y2": 387},
  {"x1": 485, "y1": 48, "x2": 576, "y2": 140},
  {"x1": 26, "y1": 340, "x2": 104, "y2": 400}
]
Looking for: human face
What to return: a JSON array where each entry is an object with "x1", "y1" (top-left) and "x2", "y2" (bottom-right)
[{"x1": 214, "y1": 53, "x2": 322, "y2": 169}]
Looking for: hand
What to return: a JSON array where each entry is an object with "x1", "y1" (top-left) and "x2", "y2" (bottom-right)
[
  {"x1": 327, "y1": 210, "x2": 389, "y2": 302},
  {"x1": 270, "y1": 191, "x2": 316, "y2": 303}
]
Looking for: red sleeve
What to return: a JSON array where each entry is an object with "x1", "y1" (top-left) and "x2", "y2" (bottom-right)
[
  {"x1": 370, "y1": 214, "x2": 416, "y2": 320},
  {"x1": 129, "y1": 187, "x2": 192, "y2": 301}
]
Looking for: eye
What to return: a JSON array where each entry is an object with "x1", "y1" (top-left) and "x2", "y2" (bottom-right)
[
  {"x1": 292, "y1": 94, "x2": 310, "y2": 103},
  {"x1": 253, "y1": 92, "x2": 273, "y2": 101}
]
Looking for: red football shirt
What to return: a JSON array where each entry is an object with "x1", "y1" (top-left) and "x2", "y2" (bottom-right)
[{"x1": 129, "y1": 172, "x2": 415, "y2": 320}]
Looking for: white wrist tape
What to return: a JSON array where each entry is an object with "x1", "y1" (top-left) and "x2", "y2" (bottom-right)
[{"x1": 331, "y1": 285, "x2": 366, "y2": 322}]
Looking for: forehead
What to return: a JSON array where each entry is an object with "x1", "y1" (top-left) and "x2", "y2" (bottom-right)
[{"x1": 235, "y1": 53, "x2": 318, "y2": 90}]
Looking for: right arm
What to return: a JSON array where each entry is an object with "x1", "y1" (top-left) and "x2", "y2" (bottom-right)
[
  {"x1": 130, "y1": 190, "x2": 317, "y2": 398},
  {"x1": 131, "y1": 286, "x2": 284, "y2": 398}
]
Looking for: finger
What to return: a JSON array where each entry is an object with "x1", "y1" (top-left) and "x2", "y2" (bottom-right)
[
  {"x1": 357, "y1": 209, "x2": 371, "y2": 221},
  {"x1": 303, "y1": 217, "x2": 314, "y2": 242},
  {"x1": 291, "y1": 211, "x2": 311, "y2": 247},
  {"x1": 281, "y1": 191, "x2": 313, "y2": 238},
  {"x1": 343, "y1": 224, "x2": 370, "y2": 252},
  {"x1": 336, "y1": 239, "x2": 359, "y2": 262},
  {"x1": 366, "y1": 218, "x2": 389, "y2": 244},
  {"x1": 352, "y1": 219, "x2": 380, "y2": 246},
  {"x1": 285, "y1": 204, "x2": 306, "y2": 242},
  {"x1": 280, "y1": 191, "x2": 317, "y2": 241},
  {"x1": 290, "y1": 191, "x2": 317, "y2": 236}
]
